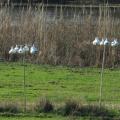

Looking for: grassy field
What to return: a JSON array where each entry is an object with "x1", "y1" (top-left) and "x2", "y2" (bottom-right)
[
  {"x1": 0, "y1": 116, "x2": 99, "y2": 120},
  {"x1": 0, "y1": 116, "x2": 65, "y2": 120},
  {"x1": 0, "y1": 62, "x2": 120, "y2": 119},
  {"x1": 0, "y1": 62, "x2": 120, "y2": 105},
  {"x1": 0, "y1": 113, "x2": 118, "y2": 120},
  {"x1": 0, "y1": 115, "x2": 71, "y2": 120},
  {"x1": 0, "y1": 115, "x2": 108, "y2": 120}
]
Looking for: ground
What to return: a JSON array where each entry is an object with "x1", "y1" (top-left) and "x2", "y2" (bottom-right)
[
  {"x1": 0, "y1": 116, "x2": 104, "y2": 120},
  {"x1": 0, "y1": 62, "x2": 119, "y2": 119}
]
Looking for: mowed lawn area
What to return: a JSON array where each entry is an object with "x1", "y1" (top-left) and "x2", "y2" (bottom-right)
[
  {"x1": 0, "y1": 116, "x2": 66, "y2": 120},
  {"x1": 0, "y1": 116, "x2": 100, "y2": 120},
  {"x1": 0, "y1": 62, "x2": 120, "y2": 105}
]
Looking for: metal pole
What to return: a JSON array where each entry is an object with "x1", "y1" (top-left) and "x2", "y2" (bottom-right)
[
  {"x1": 99, "y1": 0, "x2": 107, "y2": 107},
  {"x1": 99, "y1": 45, "x2": 106, "y2": 107},
  {"x1": 23, "y1": 52, "x2": 26, "y2": 112}
]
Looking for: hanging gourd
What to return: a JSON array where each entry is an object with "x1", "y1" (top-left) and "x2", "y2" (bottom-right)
[
  {"x1": 30, "y1": 44, "x2": 38, "y2": 54},
  {"x1": 111, "y1": 39, "x2": 119, "y2": 47},
  {"x1": 23, "y1": 44, "x2": 29, "y2": 52},
  {"x1": 14, "y1": 45, "x2": 19, "y2": 53},
  {"x1": 100, "y1": 38, "x2": 105, "y2": 46},
  {"x1": 93, "y1": 37, "x2": 100, "y2": 45},
  {"x1": 18, "y1": 46, "x2": 24, "y2": 54},
  {"x1": 104, "y1": 38, "x2": 110, "y2": 46},
  {"x1": 9, "y1": 46, "x2": 15, "y2": 54}
]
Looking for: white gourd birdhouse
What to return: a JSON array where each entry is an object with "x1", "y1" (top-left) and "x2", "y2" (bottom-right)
[
  {"x1": 14, "y1": 45, "x2": 19, "y2": 53},
  {"x1": 100, "y1": 38, "x2": 105, "y2": 46},
  {"x1": 23, "y1": 44, "x2": 29, "y2": 52},
  {"x1": 104, "y1": 38, "x2": 110, "y2": 46},
  {"x1": 30, "y1": 44, "x2": 38, "y2": 54},
  {"x1": 111, "y1": 39, "x2": 119, "y2": 47},
  {"x1": 93, "y1": 37, "x2": 100, "y2": 45},
  {"x1": 18, "y1": 46, "x2": 24, "y2": 54},
  {"x1": 9, "y1": 46, "x2": 15, "y2": 54}
]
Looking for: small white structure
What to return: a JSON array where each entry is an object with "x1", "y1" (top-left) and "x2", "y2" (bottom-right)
[
  {"x1": 104, "y1": 38, "x2": 110, "y2": 46},
  {"x1": 111, "y1": 39, "x2": 119, "y2": 47},
  {"x1": 30, "y1": 44, "x2": 38, "y2": 54},
  {"x1": 9, "y1": 46, "x2": 15, "y2": 54},
  {"x1": 100, "y1": 38, "x2": 105, "y2": 46},
  {"x1": 23, "y1": 44, "x2": 29, "y2": 52},
  {"x1": 93, "y1": 37, "x2": 100, "y2": 45},
  {"x1": 18, "y1": 46, "x2": 24, "y2": 54},
  {"x1": 14, "y1": 45, "x2": 19, "y2": 53},
  {"x1": 9, "y1": 44, "x2": 39, "y2": 55}
]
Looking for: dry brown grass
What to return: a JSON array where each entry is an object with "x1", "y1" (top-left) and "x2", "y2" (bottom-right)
[{"x1": 0, "y1": 5, "x2": 119, "y2": 67}]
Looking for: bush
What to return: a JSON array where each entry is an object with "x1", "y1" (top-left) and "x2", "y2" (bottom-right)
[
  {"x1": 35, "y1": 98, "x2": 54, "y2": 113},
  {"x1": 0, "y1": 103, "x2": 20, "y2": 113},
  {"x1": 57, "y1": 100, "x2": 79, "y2": 116},
  {"x1": 76, "y1": 105, "x2": 115, "y2": 118},
  {"x1": 57, "y1": 101, "x2": 116, "y2": 118}
]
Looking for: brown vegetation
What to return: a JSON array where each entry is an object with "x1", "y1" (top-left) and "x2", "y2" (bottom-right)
[
  {"x1": 0, "y1": 100, "x2": 117, "y2": 119},
  {"x1": 0, "y1": 5, "x2": 120, "y2": 67}
]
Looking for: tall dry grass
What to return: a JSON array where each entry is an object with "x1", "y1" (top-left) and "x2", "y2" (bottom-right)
[{"x1": 0, "y1": 5, "x2": 119, "y2": 67}]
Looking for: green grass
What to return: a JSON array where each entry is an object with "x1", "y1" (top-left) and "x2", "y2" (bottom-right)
[
  {"x1": 0, "y1": 116, "x2": 105, "y2": 120},
  {"x1": 0, "y1": 62, "x2": 119, "y2": 119},
  {"x1": 0, "y1": 62, "x2": 120, "y2": 105},
  {"x1": 0, "y1": 117, "x2": 65, "y2": 120},
  {"x1": 0, "y1": 116, "x2": 65, "y2": 120}
]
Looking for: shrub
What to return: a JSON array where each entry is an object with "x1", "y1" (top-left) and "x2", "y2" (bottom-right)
[
  {"x1": 57, "y1": 101, "x2": 116, "y2": 118},
  {"x1": 77, "y1": 105, "x2": 115, "y2": 118},
  {"x1": 58, "y1": 100, "x2": 79, "y2": 116},
  {"x1": 0, "y1": 103, "x2": 20, "y2": 113},
  {"x1": 35, "y1": 98, "x2": 54, "y2": 113}
]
